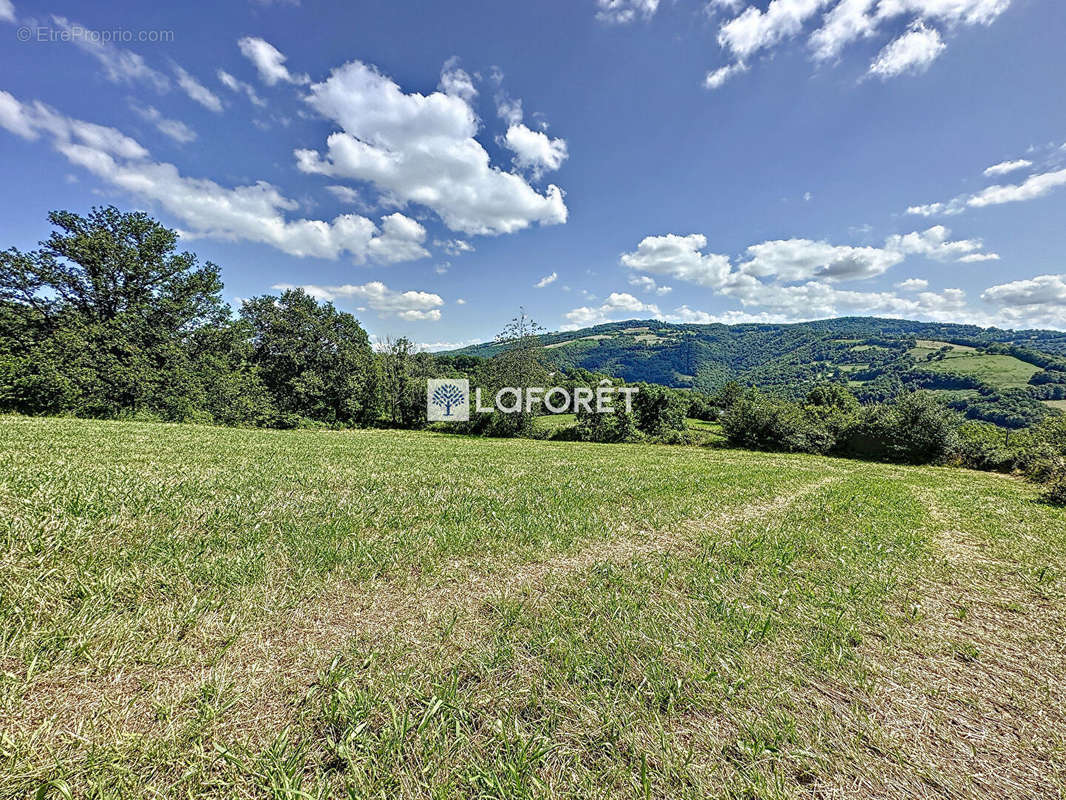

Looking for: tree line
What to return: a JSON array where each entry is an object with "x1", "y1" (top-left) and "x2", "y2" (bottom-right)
[{"x1": 2, "y1": 207, "x2": 1063, "y2": 503}]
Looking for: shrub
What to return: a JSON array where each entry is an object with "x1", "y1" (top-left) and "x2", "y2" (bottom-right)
[
  {"x1": 839, "y1": 391, "x2": 959, "y2": 464},
  {"x1": 721, "y1": 390, "x2": 831, "y2": 454},
  {"x1": 1040, "y1": 476, "x2": 1066, "y2": 506}
]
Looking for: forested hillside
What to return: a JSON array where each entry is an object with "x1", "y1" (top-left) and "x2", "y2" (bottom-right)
[{"x1": 450, "y1": 318, "x2": 1066, "y2": 428}]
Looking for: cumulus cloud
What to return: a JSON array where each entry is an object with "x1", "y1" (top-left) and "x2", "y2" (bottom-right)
[
  {"x1": 0, "y1": 91, "x2": 429, "y2": 264},
  {"x1": 609, "y1": 223, "x2": 1019, "y2": 328},
  {"x1": 981, "y1": 274, "x2": 1066, "y2": 327},
  {"x1": 502, "y1": 123, "x2": 568, "y2": 179},
  {"x1": 130, "y1": 104, "x2": 196, "y2": 144},
  {"x1": 366, "y1": 213, "x2": 430, "y2": 263},
  {"x1": 738, "y1": 238, "x2": 904, "y2": 281},
  {"x1": 595, "y1": 0, "x2": 659, "y2": 24},
  {"x1": 174, "y1": 66, "x2": 223, "y2": 112},
  {"x1": 984, "y1": 158, "x2": 1032, "y2": 177},
  {"x1": 628, "y1": 275, "x2": 672, "y2": 295},
  {"x1": 275, "y1": 281, "x2": 444, "y2": 320},
  {"x1": 895, "y1": 278, "x2": 929, "y2": 291},
  {"x1": 218, "y1": 70, "x2": 266, "y2": 107},
  {"x1": 884, "y1": 225, "x2": 992, "y2": 261},
  {"x1": 51, "y1": 15, "x2": 169, "y2": 92},
  {"x1": 968, "y1": 168, "x2": 1066, "y2": 207},
  {"x1": 620, "y1": 233, "x2": 732, "y2": 287},
  {"x1": 0, "y1": 0, "x2": 14, "y2": 23},
  {"x1": 238, "y1": 37, "x2": 309, "y2": 86},
  {"x1": 295, "y1": 60, "x2": 567, "y2": 236},
  {"x1": 535, "y1": 271, "x2": 558, "y2": 288},
  {"x1": 869, "y1": 23, "x2": 945, "y2": 78},
  {"x1": 563, "y1": 292, "x2": 661, "y2": 329},
  {"x1": 438, "y1": 58, "x2": 477, "y2": 102}
]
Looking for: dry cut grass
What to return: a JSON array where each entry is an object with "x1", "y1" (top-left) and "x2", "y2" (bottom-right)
[{"x1": 0, "y1": 415, "x2": 1064, "y2": 799}]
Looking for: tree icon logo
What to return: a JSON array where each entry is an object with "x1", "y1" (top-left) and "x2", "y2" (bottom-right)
[{"x1": 426, "y1": 378, "x2": 470, "y2": 421}]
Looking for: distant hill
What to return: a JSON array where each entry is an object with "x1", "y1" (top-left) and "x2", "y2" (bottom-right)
[{"x1": 446, "y1": 317, "x2": 1066, "y2": 428}]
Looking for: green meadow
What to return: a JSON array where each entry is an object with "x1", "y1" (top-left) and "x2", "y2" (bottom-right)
[{"x1": 1, "y1": 415, "x2": 1064, "y2": 799}]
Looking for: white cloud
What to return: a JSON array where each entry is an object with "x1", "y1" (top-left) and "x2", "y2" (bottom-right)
[
  {"x1": 908, "y1": 166, "x2": 1066, "y2": 217},
  {"x1": 663, "y1": 307, "x2": 792, "y2": 325},
  {"x1": 130, "y1": 104, "x2": 196, "y2": 144},
  {"x1": 174, "y1": 66, "x2": 223, "y2": 112},
  {"x1": 895, "y1": 278, "x2": 929, "y2": 291},
  {"x1": 438, "y1": 58, "x2": 477, "y2": 102},
  {"x1": 809, "y1": 0, "x2": 878, "y2": 61},
  {"x1": 496, "y1": 94, "x2": 523, "y2": 126},
  {"x1": 982, "y1": 274, "x2": 1066, "y2": 308},
  {"x1": 628, "y1": 275, "x2": 672, "y2": 295},
  {"x1": 417, "y1": 337, "x2": 481, "y2": 351},
  {"x1": 295, "y1": 59, "x2": 567, "y2": 236},
  {"x1": 718, "y1": 0, "x2": 830, "y2": 62},
  {"x1": 704, "y1": 61, "x2": 749, "y2": 90},
  {"x1": 0, "y1": 91, "x2": 430, "y2": 264},
  {"x1": 983, "y1": 158, "x2": 1032, "y2": 177},
  {"x1": 0, "y1": 0, "x2": 14, "y2": 23},
  {"x1": 502, "y1": 123, "x2": 568, "y2": 179},
  {"x1": 275, "y1": 281, "x2": 444, "y2": 321},
  {"x1": 218, "y1": 70, "x2": 266, "y2": 107},
  {"x1": 869, "y1": 23, "x2": 946, "y2": 78},
  {"x1": 968, "y1": 168, "x2": 1066, "y2": 208},
  {"x1": 595, "y1": 0, "x2": 659, "y2": 24},
  {"x1": 51, "y1": 15, "x2": 169, "y2": 92},
  {"x1": 981, "y1": 274, "x2": 1066, "y2": 327},
  {"x1": 621, "y1": 226, "x2": 990, "y2": 299},
  {"x1": 237, "y1": 37, "x2": 309, "y2": 86},
  {"x1": 0, "y1": 90, "x2": 37, "y2": 139},
  {"x1": 366, "y1": 212, "x2": 430, "y2": 263},
  {"x1": 325, "y1": 184, "x2": 361, "y2": 203},
  {"x1": 884, "y1": 225, "x2": 990, "y2": 261},
  {"x1": 706, "y1": 0, "x2": 1010, "y2": 87},
  {"x1": 534, "y1": 271, "x2": 558, "y2": 288},
  {"x1": 456, "y1": 298, "x2": 466, "y2": 305},
  {"x1": 620, "y1": 233, "x2": 732, "y2": 287},
  {"x1": 738, "y1": 238, "x2": 904, "y2": 281},
  {"x1": 434, "y1": 238, "x2": 474, "y2": 256},
  {"x1": 563, "y1": 292, "x2": 661, "y2": 329},
  {"x1": 611, "y1": 223, "x2": 1026, "y2": 328},
  {"x1": 906, "y1": 198, "x2": 966, "y2": 217}
]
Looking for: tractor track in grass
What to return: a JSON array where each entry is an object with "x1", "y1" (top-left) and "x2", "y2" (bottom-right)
[
  {"x1": 806, "y1": 484, "x2": 1066, "y2": 799},
  {"x1": 8, "y1": 472, "x2": 845, "y2": 762}
]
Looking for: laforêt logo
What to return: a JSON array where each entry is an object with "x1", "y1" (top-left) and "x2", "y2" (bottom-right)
[
  {"x1": 427, "y1": 378, "x2": 638, "y2": 422},
  {"x1": 427, "y1": 379, "x2": 470, "y2": 421}
]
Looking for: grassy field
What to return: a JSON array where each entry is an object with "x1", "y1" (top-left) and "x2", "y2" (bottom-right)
[
  {"x1": 921, "y1": 353, "x2": 1042, "y2": 388},
  {"x1": 1, "y1": 416, "x2": 1065, "y2": 799}
]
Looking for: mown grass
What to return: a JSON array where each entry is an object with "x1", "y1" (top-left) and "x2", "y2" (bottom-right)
[
  {"x1": 922, "y1": 353, "x2": 1042, "y2": 388},
  {"x1": 1, "y1": 415, "x2": 1064, "y2": 798}
]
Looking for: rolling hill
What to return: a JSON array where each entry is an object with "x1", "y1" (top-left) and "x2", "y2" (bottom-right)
[{"x1": 447, "y1": 317, "x2": 1066, "y2": 427}]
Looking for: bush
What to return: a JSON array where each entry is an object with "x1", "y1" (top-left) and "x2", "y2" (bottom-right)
[
  {"x1": 839, "y1": 391, "x2": 959, "y2": 464},
  {"x1": 954, "y1": 421, "x2": 1017, "y2": 472},
  {"x1": 1040, "y1": 475, "x2": 1066, "y2": 506},
  {"x1": 721, "y1": 390, "x2": 832, "y2": 453}
]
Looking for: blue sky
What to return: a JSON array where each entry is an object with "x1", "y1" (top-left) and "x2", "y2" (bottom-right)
[{"x1": 1, "y1": 0, "x2": 1064, "y2": 347}]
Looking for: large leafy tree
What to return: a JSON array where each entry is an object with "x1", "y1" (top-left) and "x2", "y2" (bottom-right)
[
  {"x1": 0, "y1": 206, "x2": 240, "y2": 418},
  {"x1": 241, "y1": 288, "x2": 376, "y2": 426}
]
